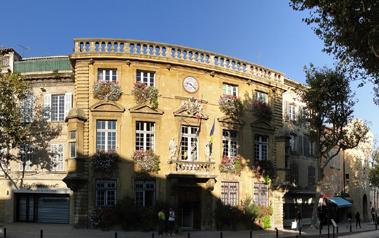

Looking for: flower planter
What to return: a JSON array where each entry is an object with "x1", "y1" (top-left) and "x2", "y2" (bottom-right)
[
  {"x1": 218, "y1": 95, "x2": 243, "y2": 120},
  {"x1": 132, "y1": 150, "x2": 160, "y2": 173},
  {"x1": 219, "y1": 155, "x2": 242, "y2": 174},
  {"x1": 131, "y1": 82, "x2": 159, "y2": 109},
  {"x1": 93, "y1": 81, "x2": 122, "y2": 101}
]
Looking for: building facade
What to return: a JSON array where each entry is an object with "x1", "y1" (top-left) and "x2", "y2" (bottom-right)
[{"x1": 0, "y1": 39, "x2": 291, "y2": 229}]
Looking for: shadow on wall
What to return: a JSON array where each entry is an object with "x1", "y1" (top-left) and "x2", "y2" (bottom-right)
[{"x1": 64, "y1": 133, "x2": 275, "y2": 231}]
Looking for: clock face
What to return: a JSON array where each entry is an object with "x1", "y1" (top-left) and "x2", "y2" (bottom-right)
[{"x1": 183, "y1": 76, "x2": 199, "y2": 93}]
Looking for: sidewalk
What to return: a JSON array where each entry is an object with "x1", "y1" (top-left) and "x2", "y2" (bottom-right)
[{"x1": 1, "y1": 222, "x2": 378, "y2": 238}]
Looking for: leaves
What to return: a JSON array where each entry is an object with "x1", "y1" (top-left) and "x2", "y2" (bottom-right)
[
  {"x1": 93, "y1": 81, "x2": 122, "y2": 101},
  {"x1": 218, "y1": 95, "x2": 243, "y2": 119},
  {"x1": 290, "y1": 0, "x2": 379, "y2": 104},
  {"x1": 131, "y1": 82, "x2": 159, "y2": 109}
]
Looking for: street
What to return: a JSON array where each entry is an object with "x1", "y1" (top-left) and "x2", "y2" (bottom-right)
[{"x1": 343, "y1": 230, "x2": 379, "y2": 238}]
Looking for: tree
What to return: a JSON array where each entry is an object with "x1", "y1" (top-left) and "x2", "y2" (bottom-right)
[
  {"x1": 300, "y1": 65, "x2": 369, "y2": 226},
  {"x1": 290, "y1": 0, "x2": 379, "y2": 104},
  {"x1": 0, "y1": 72, "x2": 61, "y2": 189},
  {"x1": 369, "y1": 149, "x2": 379, "y2": 188}
]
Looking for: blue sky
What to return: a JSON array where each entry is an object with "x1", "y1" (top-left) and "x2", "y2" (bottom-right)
[{"x1": 2, "y1": 0, "x2": 378, "y2": 142}]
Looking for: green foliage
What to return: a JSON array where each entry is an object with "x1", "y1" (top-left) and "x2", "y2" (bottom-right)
[
  {"x1": 90, "y1": 208, "x2": 117, "y2": 230},
  {"x1": 0, "y1": 72, "x2": 61, "y2": 189},
  {"x1": 132, "y1": 150, "x2": 160, "y2": 173},
  {"x1": 92, "y1": 151, "x2": 119, "y2": 172},
  {"x1": 253, "y1": 160, "x2": 276, "y2": 181},
  {"x1": 369, "y1": 150, "x2": 379, "y2": 187},
  {"x1": 300, "y1": 65, "x2": 369, "y2": 176},
  {"x1": 290, "y1": 0, "x2": 379, "y2": 104},
  {"x1": 252, "y1": 101, "x2": 272, "y2": 121},
  {"x1": 132, "y1": 82, "x2": 159, "y2": 109},
  {"x1": 214, "y1": 200, "x2": 243, "y2": 230},
  {"x1": 219, "y1": 155, "x2": 242, "y2": 175},
  {"x1": 262, "y1": 215, "x2": 271, "y2": 229},
  {"x1": 93, "y1": 81, "x2": 122, "y2": 101},
  {"x1": 218, "y1": 95, "x2": 243, "y2": 120}
]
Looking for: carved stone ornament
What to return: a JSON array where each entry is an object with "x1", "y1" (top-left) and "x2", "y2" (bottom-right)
[{"x1": 174, "y1": 97, "x2": 208, "y2": 119}]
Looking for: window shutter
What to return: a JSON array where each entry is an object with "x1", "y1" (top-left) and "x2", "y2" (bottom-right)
[
  {"x1": 64, "y1": 93, "x2": 72, "y2": 119},
  {"x1": 43, "y1": 94, "x2": 51, "y2": 121}
]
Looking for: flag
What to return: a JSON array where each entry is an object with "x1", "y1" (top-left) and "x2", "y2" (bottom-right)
[{"x1": 209, "y1": 119, "x2": 215, "y2": 156}]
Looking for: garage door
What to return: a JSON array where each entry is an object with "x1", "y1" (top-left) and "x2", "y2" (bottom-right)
[{"x1": 38, "y1": 196, "x2": 69, "y2": 224}]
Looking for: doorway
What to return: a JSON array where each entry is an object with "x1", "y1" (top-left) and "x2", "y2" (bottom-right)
[{"x1": 363, "y1": 194, "x2": 368, "y2": 221}]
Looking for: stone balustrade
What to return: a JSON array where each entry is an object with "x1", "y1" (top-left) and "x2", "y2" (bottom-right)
[
  {"x1": 73, "y1": 38, "x2": 284, "y2": 83},
  {"x1": 171, "y1": 160, "x2": 215, "y2": 175}
]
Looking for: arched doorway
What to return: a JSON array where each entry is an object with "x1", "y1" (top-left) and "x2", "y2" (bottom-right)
[{"x1": 363, "y1": 194, "x2": 368, "y2": 221}]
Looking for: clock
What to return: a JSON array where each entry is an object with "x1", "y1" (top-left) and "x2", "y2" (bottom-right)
[{"x1": 183, "y1": 76, "x2": 199, "y2": 93}]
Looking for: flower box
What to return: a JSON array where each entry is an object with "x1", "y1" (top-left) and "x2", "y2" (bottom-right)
[
  {"x1": 219, "y1": 155, "x2": 242, "y2": 174},
  {"x1": 93, "y1": 81, "x2": 122, "y2": 101},
  {"x1": 131, "y1": 82, "x2": 159, "y2": 109},
  {"x1": 132, "y1": 150, "x2": 160, "y2": 173},
  {"x1": 218, "y1": 95, "x2": 243, "y2": 120},
  {"x1": 92, "y1": 151, "x2": 119, "y2": 172}
]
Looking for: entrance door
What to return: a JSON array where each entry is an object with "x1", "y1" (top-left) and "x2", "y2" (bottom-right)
[
  {"x1": 177, "y1": 187, "x2": 201, "y2": 230},
  {"x1": 363, "y1": 194, "x2": 368, "y2": 221},
  {"x1": 38, "y1": 196, "x2": 69, "y2": 224}
]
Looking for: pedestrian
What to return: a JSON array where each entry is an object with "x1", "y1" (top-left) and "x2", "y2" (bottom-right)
[
  {"x1": 158, "y1": 209, "x2": 166, "y2": 236},
  {"x1": 168, "y1": 207, "x2": 176, "y2": 236},
  {"x1": 296, "y1": 211, "x2": 302, "y2": 231},
  {"x1": 371, "y1": 207, "x2": 376, "y2": 224},
  {"x1": 355, "y1": 211, "x2": 361, "y2": 229}
]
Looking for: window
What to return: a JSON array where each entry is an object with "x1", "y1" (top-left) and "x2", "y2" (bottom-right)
[
  {"x1": 254, "y1": 183, "x2": 269, "y2": 207},
  {"x1": 135, "y1": 180, "x2": 155, "y2": 207},
  {"x1": 222, "y1": 130, "x2": 238, "y2": 157},
  {"x1": 96, "y1": 180, "x2": 116, "y2": 208},
  {"x1": 308, "y1": 166, "x2": 316, "y2": 187},
  {"x1": 289, "y1": 134, "x2": 296, "y2": 153},
  {"x1": 288, "y1": 104, "x2": 296, "y2": 121},
  {"x1": 256, "y1": 91, "x2": 268, "y2": 104},
  {"x1": 255, "y1": 135, "x2": 268, "y2": 161},
  {"x1": 1, "y1": 56, "x2": 9, "y2": 67},
  {"x1": 136, "y1": 70, "x2": 155, "y2": 86},
  {"x1": 68, "y1": 131, "x2": 77, "y2": 158},
  {"x1": 136, "y1": 122, "x2": 155, "y2": 151},
  {"x1": 290, "y1": 163, "x2": 299, "y2": 185},
  {"x1": 296, "y1": 135, "x2": 303, "y2": 155},
  {"x1": 303, "y1": 135, "x2": 310, "y2": 156},
  {"x1": 98, "y1": 69, "x2": 117, "y2": 81},
  {"x1": 43, "y1": 93, "x2": 72, "y2": 122},
  {"x1": 223, "y1": 83, "x2": 238, "y2": 96},
  {"x1": 51, "y1": 95, "x2": 65, "y2": 121},
  {"x1": 51, "y1": 144, "x2": 64, "y2": 171},
  {"x1": 19, "y1": 144, "x2": 33, "y2": 171},
  {"x1": 180, "y1": 125, "x2": 199, "y2": 161},
  {"x1": 20, "y1": 93, "x2": 34, "y2": 123},
  {"x1": 96, "y1": 120, "x2": 117, "y2": 152},
  {"x1": 221, "y1": 182, "x2": 239, "y2": 206}
]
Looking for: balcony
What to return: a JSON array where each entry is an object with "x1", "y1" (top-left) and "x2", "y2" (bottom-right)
[
  {"x1": 71, "y1": 38, "x2": 285, "y2": 84},
  {"x1": 168, "y1": 160, "x2": 216, "y2": 178}
]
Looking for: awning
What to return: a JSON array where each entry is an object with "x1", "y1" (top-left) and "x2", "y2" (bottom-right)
[{"x1": 327, "y1": 197, "x2": 352, "y2": 208}]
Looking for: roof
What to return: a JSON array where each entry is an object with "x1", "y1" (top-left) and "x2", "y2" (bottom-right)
[{"x1": 14, "y1": 56, "x2": 72, "y2": 73}]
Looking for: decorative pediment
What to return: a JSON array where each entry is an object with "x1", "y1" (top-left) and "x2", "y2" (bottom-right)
[
  {"x1": 90, "y1": 101, "x2": 125, "y2": 113},
  {"x1": 217, "y1": 116, "x2": 244, "y2": 127},
  {"x1": 250, "y1": 119, "x2": 274, "y2": 132},
  {"x1": 129, "y1": 104, "x2": 164, "y2": 115},
  {"x1": 173, "y1": 97, "x2": 208, "y2": 120}
]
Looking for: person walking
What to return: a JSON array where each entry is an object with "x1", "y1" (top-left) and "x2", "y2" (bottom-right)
[
  {"x1": 355, "y1": 211, "x2": 361, "y2": 229},
  {"x1": 158, "y1": 209, "x2": 166, "y2": 236},
  {"x1": 168, "y1": 207, "x2": 176, "y2": 236},
  {"x1": 296, "y1": 211, "x2": 302, "y2": 231},
  {"x1": 371, "y1": 207, "x2": 376, "y2": 224}
]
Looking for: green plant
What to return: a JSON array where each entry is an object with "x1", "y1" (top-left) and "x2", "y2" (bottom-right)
[
  {"x1": 132, "y1": 82, "x2": 159, "y2": 109},
  {"x1": 262, "y1": 215, "x2": 271, "y2": 229},
  {"x1": 90, "y1": 207, "x2": 117, "y2": 230},
  {"x1": 253, "y1": 160, "x2": 276, "y2": 181},
  {"x1": 93, "y1": 81, "x2": 122, "y2": 101},
  {"x1": 92, "y1": 151, "x2": 119, "y2": 172},
  {"x1": 218, "y1": 95, "x2": 243, "y2": 119},
  {"x1": 219, "y1": 155, "x2": 243, "y2": 174},
  {"x1": 132, "y1": 150, "x2": 160, "y2": 173},
  {"x1": 214, "y1": 200, "x2": 242, "y2": 230},
  {"x1": 252, "y1": 101, "x2": 272, "y2": 121}
]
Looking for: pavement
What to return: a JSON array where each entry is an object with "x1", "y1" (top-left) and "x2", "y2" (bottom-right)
[{"x1": 1, "y1": 222, "x2": 379, "y2": 238}]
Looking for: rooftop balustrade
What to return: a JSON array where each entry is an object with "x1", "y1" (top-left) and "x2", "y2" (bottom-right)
[{"x1": 72, "y1": 38, "x2": 284, "y2": 83}]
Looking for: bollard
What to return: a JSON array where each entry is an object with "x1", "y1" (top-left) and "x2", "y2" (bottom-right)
[
  {"x1": 4, "y1": 227, "x2": 6, "y2": 238},
  {"x1": 328, "y1": 222, "x2": 330, "y2": 238},
  {"x1": 332, "y1": 226, "x2": 335, "y2": 238},
  {"x1": 40, "y1": 229, "x2": 43, "y2": 238},
  {"x1": 349, "y1": 220, "x2": 352, "y2": 232},
  {"x1": 250, "y1": 230, "x2": 252, "y2": 238},
  {"x1": 275, "y1": 228, "x2": 278, "y2": 238},
  {"x1": 299, "y1": 227, "x2": 301, "y2": 236},
  {"x1": 187, "y1": 232, "x2": 190, "y2": 238},
  {"x1": 220, "y1": 231, "x2": 223, "y2": 238},
  {"x1": 376, "y1": 222, "x2": 378, "y2": 230},
  {"x1": 114, "y1": 232, "x2": 118, "y2": 238},
  {"x1": 152, "y1": 232, "x2": 155, "y2": 238},
  {"x1": 336, "y1": 227, "x2": 338, "y2": 234},
  {"x1": 319, "y1": 224, "x2": 322, "y2": 235}
]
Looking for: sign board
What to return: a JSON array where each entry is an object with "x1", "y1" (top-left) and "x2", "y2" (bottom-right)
[{"x1": 331, "y1": 219, "x2": 338, "y2": 228}]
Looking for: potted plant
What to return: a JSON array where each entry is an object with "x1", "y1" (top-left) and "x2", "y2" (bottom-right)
[
  {"x1": 92, "y1": 151, "x2": 119, "y2": 172},
  {"x1": 131, "y1": 82, "x2": 159, "y2": 109},
  {"x1": 93, "y1": 81, "x2": 122, "y2": 101},
  {"x1": 218, "y1": 95, "x2": 243, "y2": 120},
  {"x1": 253, "y1": 160, "x2": 276, "y2": 182},
  {"x1": 132, "y1": 150, "x2": 160, "y2": 173},
  {"x1": 219, "y1": 155, "x2": 242, "y2": 174},
  {"x1": 252, "y1": 101, "x2": 272, "y2": 121}
]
